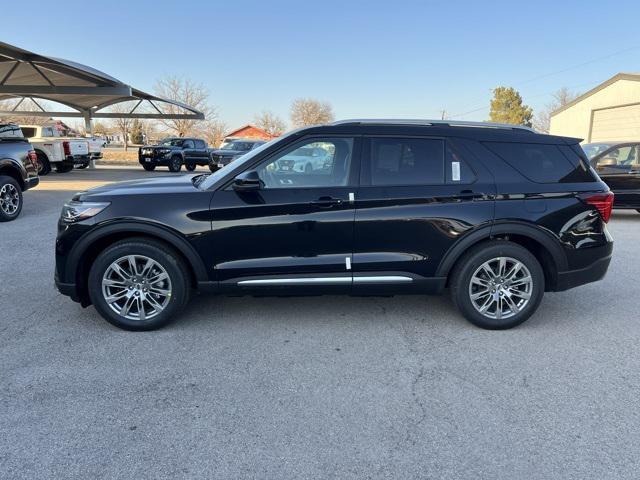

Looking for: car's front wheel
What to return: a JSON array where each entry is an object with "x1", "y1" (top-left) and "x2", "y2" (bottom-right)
[
  {"x1": 450, "y1": 241, "x2": 544, "y2": 329},
  {"x1": 0, "y1": 175, "x2": 22, "y2": 222},
  {"x1": 88, "y1": 238, "x2": 191, "y2": 331},
  {"x1": 142, "y1": 163, "x2": 156, "y2": 171}
]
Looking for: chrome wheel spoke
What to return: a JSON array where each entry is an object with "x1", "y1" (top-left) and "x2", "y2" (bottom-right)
[
  {"x1": 102, "y1": 254, "x2": 172, "y2": 321},
  {"x1": 469, "y1": 256, "x2": 533, "y2": 321}
]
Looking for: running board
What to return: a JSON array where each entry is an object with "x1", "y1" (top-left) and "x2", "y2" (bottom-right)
[{"x1": 237, "y1": 276, "x2": 413, "y2": 286}]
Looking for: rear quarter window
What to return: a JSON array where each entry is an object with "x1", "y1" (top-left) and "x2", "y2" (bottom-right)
[{"x1": 484, "y1": 142, "x2": 595, "y2": 183}]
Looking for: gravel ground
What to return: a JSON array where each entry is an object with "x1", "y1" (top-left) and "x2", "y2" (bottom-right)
[{"x1": 1, "y1": 167, "x2": 639, "y2": 479}]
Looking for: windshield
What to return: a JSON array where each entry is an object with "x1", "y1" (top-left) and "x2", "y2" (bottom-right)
[
  {"x1": 159, "y1": 138, "x2": 184, "y2": 147},
  {"x1": 224, "y1": 141, "x2": 255, "y2": 152},
  {"x1": 581, "y1": 143, "x2": 616, "y2": 160}
]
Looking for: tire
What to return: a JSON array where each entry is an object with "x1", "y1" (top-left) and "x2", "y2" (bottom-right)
[
  {"x1": 208, "y1": 164, "x2": 218, "y2": 173},
  {"x1": 0, "y1": 175, "x2": 23, "y2": 222},
  {"x1": 168, "y1": 156, "x2": 182, "y2": 172},
  {"x1": 76, "y1": 163, "x2": 89, "y2": 169},
  {"x1": 636, "y1": 209, "x2": 640, "y2": 214},
  {"x1": 142, "y1": 163, "x2": 156, "y2": 171},
  {"x1": 35, "y1": 152, "x2": 51, "y2": 175},
  {"x1": 88, "y1": 238, "x2": 191, "y2": 331},
  {"x1": 55, "y1": 163, "x2": 74, "y2": 173},
  {"x1": 449, "y1": 241, "x2": 545, "y2": 330},
  {"x1": 185, "y1": 163, "x2": 197, "y2": 172},
  {"x1": 304, "y1": 162, "x2": 313, "y2": 173}
]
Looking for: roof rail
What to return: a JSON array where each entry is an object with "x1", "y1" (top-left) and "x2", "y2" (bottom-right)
[{"x1": 331, "y1": 119, "x2": 537, "y2": 133}]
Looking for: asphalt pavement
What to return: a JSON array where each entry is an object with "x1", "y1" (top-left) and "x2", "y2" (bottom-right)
[{"x1": 1, "y1": 167, "x2": 639, "y2": 479}]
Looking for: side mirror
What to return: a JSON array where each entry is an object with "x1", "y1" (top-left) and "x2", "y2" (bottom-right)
[{"x1": 232, "y1": 170, "x2": 262, "y2": 191}]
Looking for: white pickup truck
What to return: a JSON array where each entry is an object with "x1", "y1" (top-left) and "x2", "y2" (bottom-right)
[{"x1": 19, "y1": 125, "x2": 90, "y2": 175}]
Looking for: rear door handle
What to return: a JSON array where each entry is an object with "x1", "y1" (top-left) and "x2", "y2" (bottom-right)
[{"x1": 311, "y1": 196, "x2": 343, "y2": 208}]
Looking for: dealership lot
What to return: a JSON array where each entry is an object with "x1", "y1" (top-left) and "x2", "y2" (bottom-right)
[{"x1": 2, "y1": 168, "x2": 640, "y2": 479}]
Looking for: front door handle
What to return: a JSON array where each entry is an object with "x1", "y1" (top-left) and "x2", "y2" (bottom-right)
[
  {"x1": 311, "y1": 196, "x2": 343, "y2": 208},
  {"x1": 459, "y1": 190, "x2": 484, "y2": 200}
]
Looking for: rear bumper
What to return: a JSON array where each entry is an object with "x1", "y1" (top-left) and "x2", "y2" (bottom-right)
[
  {"x1": 24, "y1": 175, "x2": 39, "y2": 191},
  {"x1": 555, "y1": 242, "x2": 613, "y2": 291}
]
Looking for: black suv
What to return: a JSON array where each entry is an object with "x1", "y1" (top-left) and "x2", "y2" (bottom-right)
[
  {"x1": 582, "y1": 142, "x2": 640, "y2": 212},
  {"x1": 209, "y1": 138, "x2": 266, "y2": 172},
  {"x1": 56, "y1": 120, "x2": 614, "y2": 331},
  {"x1": 0, "y1": 123, "x2": 39, "y2": 221},
  {"x1": 139, "y1": 137, "x2": 210, "y2": 172}
]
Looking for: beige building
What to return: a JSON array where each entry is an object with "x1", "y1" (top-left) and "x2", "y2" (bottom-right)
[{"x1": 549, "y1": 73, "x2": 640, "y2": 142}]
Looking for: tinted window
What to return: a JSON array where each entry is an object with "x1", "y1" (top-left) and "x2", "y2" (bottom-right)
[
  {"x1": 183, "y1": 140, "x2": 195, "y2": 148},
  {"x1": 485, "y1": 142, "x2": 594, "y2": 183},
  {"x1": 257, "y1": 137, "x2": 353, "y2": 188},
  {"x1": 195, "y1": 139, "x2": 206, "y2": 148},
  {"x1": 368, "y1": 138, "x2": 444, "y2": 186},
  {"x1": 20, "y1": 127, "x2": 36, "y2": 138}
]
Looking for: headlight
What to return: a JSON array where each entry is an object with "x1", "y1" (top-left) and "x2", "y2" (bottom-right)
[{"x1": 61, "y1": 200, "x2": 110, "y2": 223}]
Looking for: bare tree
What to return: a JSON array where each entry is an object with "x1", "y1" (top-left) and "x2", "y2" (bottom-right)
[
  {"x1": 154, "y1": 76, "x2": 216, "y2": 137},
  {"x1": 253, "y1": 110, "x2": 286, "y2": 136},
  {"x1": 533, "y1": 87, "x2": 579, "y2": 133},
  {"x1": 108, "y1": 102, "x2": 134, "y2": 151},
  {"x1": 0, "y1": 98, "x2": 51, "y2": 125},
  {"x1": 202, "y1": 119, "x2": 228, "y2": 148},
  {"x1": 290, "y1": 98, "x2": 334, "y2": 128}
]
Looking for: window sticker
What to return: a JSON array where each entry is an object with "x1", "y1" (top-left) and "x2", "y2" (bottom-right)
[{"x1": 451, "y1": 161, "x2": 461, "y2": 181}]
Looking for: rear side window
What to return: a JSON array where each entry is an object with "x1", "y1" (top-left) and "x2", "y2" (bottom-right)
[
  {"x1": 368, "y1": 137, "x2": 444, "y2": 186},
  {"x1": 195, "y1": 139, "x2": 206, "y2": 149},
  {"x1": 484, "y1": 142, "x2": 594, "y2": 183}
]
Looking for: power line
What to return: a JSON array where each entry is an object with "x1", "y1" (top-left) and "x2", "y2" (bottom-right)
[{"x1": 448, "y1": 45, "x2": 640, "y2": 119}]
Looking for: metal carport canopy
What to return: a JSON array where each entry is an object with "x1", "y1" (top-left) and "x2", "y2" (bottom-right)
[{"x1": 0, "y1": 41, "x2": 205, "y2": 125}]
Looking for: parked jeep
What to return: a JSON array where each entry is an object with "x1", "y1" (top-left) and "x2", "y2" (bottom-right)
[
  {"x1": 0, "y1": 123, "x2": 39, "y2": 221},
  {"x1": 138, "y1": 137, "x2": 210, "y2": 172}
]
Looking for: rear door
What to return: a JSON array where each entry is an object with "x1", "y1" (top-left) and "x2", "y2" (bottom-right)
[
  {"x1": 182, "y1": 139, "x2": 196, "y2": 162},
  {"x1": 592, "y1": 144, "x2": 640, "y2": 208},
  {"x1": 353, "y1": 136, "x2": 495, "y2": 293},
  {"x1": 194, "y1": 139, "x2": 208, "y2": 164}
]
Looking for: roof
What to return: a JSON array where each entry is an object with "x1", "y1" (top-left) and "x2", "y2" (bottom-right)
[
  {"x1": 551, "y1": 73, "x2": 640, "y2": 117},
  {"x1": 225, "y1": 124, "x2": 274, "y2": 138},
  {"x1": 0, "y1": 41, "x2": 204, "y2": 120},
  {"x1": 332, "y1": 118, "x2": 537, "y2": 133}
]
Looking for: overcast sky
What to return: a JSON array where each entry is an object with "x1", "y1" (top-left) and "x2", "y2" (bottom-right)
[{"x1": 3, "y1": 0, "x2": 640, "y2": 129}]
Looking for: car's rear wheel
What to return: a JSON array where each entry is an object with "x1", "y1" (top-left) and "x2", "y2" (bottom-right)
[
  {"x1": 185, "y1": 163, "x2": 197, "y2": 171},
  {"x1": 450, "y1": 241, "x2": 544, "y2": 329},
  {"x1": 88, "y1": 238, "x2": 191, "y2": 331},
  {"x1": 55, "y1": 163, "x2": 74, "y2": 173},
  {"x1": 168, "y1": 156, "x2": 182, "y2": 172},
  {"x1": 35, "y1": 152, "x2": 51, "y2": 175},
  {"x1": 304, "y1": 162, "x2": 313, "y2": 173},
  {"x1": 0, "y1": 176, "x2": 22, "y2": 222},
  {"x1": 142, "y1": 163, "x2": 156, "y2": 171}
]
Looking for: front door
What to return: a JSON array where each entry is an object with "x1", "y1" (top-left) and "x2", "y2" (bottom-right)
[
  {"x1": 593, "y1": 144, "x2": 640, "y2": 208},
  {"x1": 209, "y1": 136, "x2": 361, "y2": 292},
  {"x1": 352, "y1": 136, "x2": 495, "y2": 293}
]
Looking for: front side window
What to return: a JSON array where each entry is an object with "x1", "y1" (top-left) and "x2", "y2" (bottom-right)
[
  {"x1": 367, "y1": 137, "x2": 444, "y2": 186},
  {"x1": 594, "y1": 145, "x2": 639, "y2": 174},
  {"x1": 257, "y1": 137, "x2": 353, "y2": 188}
]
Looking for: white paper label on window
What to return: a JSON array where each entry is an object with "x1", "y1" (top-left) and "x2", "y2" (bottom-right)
[{"x1": 452, "y1": 161, "x2": 461, "y2": 181}]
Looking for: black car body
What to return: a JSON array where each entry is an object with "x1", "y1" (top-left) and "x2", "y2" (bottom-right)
[
  {"x1": 582, "y1": 142, "x2": 640, "y2": 211},
  {"x1": 209, "y1": 139, "x2": 266, "y2": 171},
  {"x1": 139, "y1": 137, "x2": 210, "y2": 172},
  {"x1": 0, "y1": 123, "x2": 39, "y2": 221},
  {"x1": 56, "y1": 120, "x2": 613, "y2": 331}
]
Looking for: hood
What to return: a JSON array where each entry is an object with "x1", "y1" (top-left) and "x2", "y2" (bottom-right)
[{"x1": 76, "y1": 174, "x2": 202, "y2": 200}]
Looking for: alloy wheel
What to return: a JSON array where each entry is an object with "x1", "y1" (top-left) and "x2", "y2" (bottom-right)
[
  {"x1": 0, "y1": 183, "x2": 19, "y2": 215},
  {"x1": 101, "y1": 254, "x2": 172, "y2": 321},
  {"x1": 468, "y1": 256, "x2": 533, "y2": 320}
]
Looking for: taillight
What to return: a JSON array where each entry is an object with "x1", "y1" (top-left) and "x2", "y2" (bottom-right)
[
  {"x1": 63, "y1": 141, "x2": 71, "y2": 156},
  {"x1": 27, "y1": 149, "x2": 37, "y2": 168},
  {"x1": 582, "y1": 192, "x2": 614, "y2": 223}
]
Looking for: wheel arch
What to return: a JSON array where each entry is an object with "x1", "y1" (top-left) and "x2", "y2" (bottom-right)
[
  {"x1": 67, "y1": 221, "x2": 209, "y2": 304},
  {"x1": 0, "y1": 159, "x2": 26, "y2": 190},
  {"x1": 436, "y1": 221, "x2": 568, "y2": 291}
]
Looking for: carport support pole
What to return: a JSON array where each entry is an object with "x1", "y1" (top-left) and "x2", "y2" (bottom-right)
[{"x1": 84, "y1": 111, "x2": 95, "y2": 169}]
